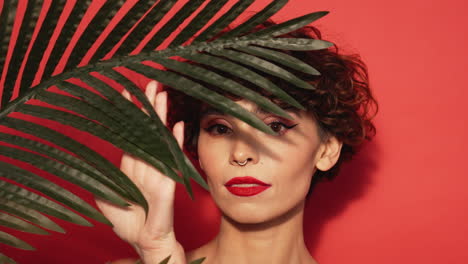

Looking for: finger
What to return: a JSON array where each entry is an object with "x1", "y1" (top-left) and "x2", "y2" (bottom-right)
[
  {"x1": 142, "y1": 81, "x2": 158, "y2": 116},
  {"x1": 145, "y1": 80, "x2": 157, "y2": 106},
  {"x1": 155, "y1": 90, "x2": 167, "y2": 126},
  {"x1": 95, "y1": 195, "x2": 131, "y2": 213},
  {"x1": 120, "y1": 153, "x2": 138, "y2": 183},
  {"x1": 133, "y1": 157, "x2": 150, "y2": 190},
  {"x1": 121, "y1": 89, "x2": 132, "y2": 102},
  {"x1": 119, "y1": 90, "x2": 141, "y2": 188},
  {"x1": 122, "y1": 155, "x2": 147, "y2": 204},
  {"x1": 173, "y1": 121, "x2": 184, "y2": 149},
  {"x1": 141, "y1": 123, "x2": 182, "y2": 236}
]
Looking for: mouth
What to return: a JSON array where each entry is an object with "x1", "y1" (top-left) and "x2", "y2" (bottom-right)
[{"x1": 225, "y1": 176, "x2": 271, "y2": 197}]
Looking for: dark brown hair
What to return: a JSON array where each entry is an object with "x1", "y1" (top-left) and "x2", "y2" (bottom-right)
[{"x1": 165, "y1": 21, "x2": 378, "y2": 194}]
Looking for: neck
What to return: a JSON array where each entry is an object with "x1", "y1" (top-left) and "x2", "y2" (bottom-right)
[{"x1": 206, "y1": 200, "x2": 316, "y2": 264}]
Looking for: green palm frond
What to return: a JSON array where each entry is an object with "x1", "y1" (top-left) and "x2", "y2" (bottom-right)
[
  {"x1": 0, "y1": 253, "x2": 17, "y2": 264},
  {"x1": 0, "y1": 0, "x2": 330, "y2": 261},
  {"x1": 135, "y1": 255, "x2": 206, "y2": 264}
]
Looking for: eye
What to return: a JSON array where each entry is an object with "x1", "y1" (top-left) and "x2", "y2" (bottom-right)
[
  {"x1": 268, "y1": 121, "x2": 298, "y2": 135},
  {"x1": 203, "y1": 121, "x2": 297, "y2": 136},
  {"x1": 204, "y1": 124, "x2": 232, "y2": 135}
]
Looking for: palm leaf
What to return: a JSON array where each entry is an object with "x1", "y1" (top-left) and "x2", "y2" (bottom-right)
[
  {"x1": 0, "y1": 197, "x2": 64, "y2": 233},
  {"x1": 114, "y1": 0, "x2": 178, "y2": 56},
  {"x1": 218, "y1": 0, "x2": 288, "y2": 40},
  {"x1": 168, "y1": 0, "x2": 229, "y2": 47},
  {"x1": 0, "y1": 230, "x2": 34, "y2": 251},
  {"x1": 1, "y1": 0, "x2": 41, "y2": 106},
  {"x1": 63, "y1": 0, "x2": 126, "y2": 71},
  {"x1": 234, "y1": 46, "x2": 321, "y2": 75},
  {"x1": 143, "y1": 0, "x2": 205, "y2": 51},
  {"x1": 0, "y1": 0, "x2": 331, "y2": 261},
  {"x1": 18, "y1": 0, "x2": 68, "y2": 95},
  {"x1": 183, "y1": 52, "x2": 305, "y2": 109},
  {"x1": 89, "y1": 1, "x2": 156, "y2": 63},
  {"x1": 208, "y1": 49, "x2": 316, "y2": 89},
  {"x1": 0, "y1": 0, "x2": 16, "y2": 78},
  {"x1": 41, "y1": 0, "x2": 92, "y2": 79},
  {"x1": 190, "y1": 257, "x2": 207, "y2": 264},
  {"x1": 138, "y1": 255, "x2": 206, "y2": 264},
  {"x1": 0, "y1": 253, "x2": 17, "y2": 264},
  {"x1": 193, "y1": 0, "x2": 255, "y2": 43},
  {"x1": 0, "y1": 212, "x2": 49, "y2": 235},
  {"x1": 0, "y1": 179, "x2": 91, "y2": 226}
]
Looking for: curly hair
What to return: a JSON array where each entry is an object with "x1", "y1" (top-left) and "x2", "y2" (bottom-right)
[{"x1": 165, "y1": 21, "x2": 378, "y2": 195}]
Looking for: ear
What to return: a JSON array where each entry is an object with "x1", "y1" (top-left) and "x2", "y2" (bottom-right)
[{"x1": 316, "y1": 136, "x2": 343, "y2": 171}]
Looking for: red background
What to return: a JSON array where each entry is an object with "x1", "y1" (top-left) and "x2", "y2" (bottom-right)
[{"x1": 1, "y1": 0, "x2": 468, "y2": 263}]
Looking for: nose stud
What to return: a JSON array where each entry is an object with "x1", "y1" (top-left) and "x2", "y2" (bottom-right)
[{"x1": 236, "y1": 160, "x2": 248, "y2": 166}]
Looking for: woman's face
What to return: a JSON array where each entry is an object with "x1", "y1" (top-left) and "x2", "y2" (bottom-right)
[{"x1": 197, "y1": 99, "x2": 331, "y2": 224}]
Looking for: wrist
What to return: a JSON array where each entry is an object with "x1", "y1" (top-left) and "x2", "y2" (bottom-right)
[{"x1": 136, "y1": 242, "x2": 185, "y2": 264}]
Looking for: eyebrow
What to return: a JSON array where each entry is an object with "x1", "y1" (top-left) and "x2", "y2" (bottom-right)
[{"x1": 200, "y1": 105, "x2": 299, "y2": 118}]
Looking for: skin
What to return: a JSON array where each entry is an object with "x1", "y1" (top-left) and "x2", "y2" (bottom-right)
[{"x1": 103, "y1": 81, "x2": 342, "y2": 264}]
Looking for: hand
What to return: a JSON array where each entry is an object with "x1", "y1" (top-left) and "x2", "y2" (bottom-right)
[{"x1": 95, "y1": 80, "x2": 186, "y2": 264}]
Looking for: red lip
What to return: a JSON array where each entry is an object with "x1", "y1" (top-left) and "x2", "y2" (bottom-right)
[{"x1": 225, "y1": 176, "x2": 271, "y2": 197}]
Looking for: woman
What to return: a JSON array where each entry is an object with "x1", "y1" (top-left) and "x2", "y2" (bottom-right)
[{"x1": 97, "y1": 22, "x2": 377, "y2": 264}]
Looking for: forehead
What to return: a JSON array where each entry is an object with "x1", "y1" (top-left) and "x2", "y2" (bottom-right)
[{"x1": 200, "y1": 100, "x2": 301, "y2": 118}]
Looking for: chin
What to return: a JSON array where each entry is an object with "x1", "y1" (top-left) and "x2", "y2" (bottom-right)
[
  {"x1": 222, "y1": 197, "x2": 307, "y2": 227},
  {"x1": 221, "y1": 204, "x2": 280, "y2": 225},
  {"x1": 225, "y1": 212, "x2": 273, "y2": 225}
]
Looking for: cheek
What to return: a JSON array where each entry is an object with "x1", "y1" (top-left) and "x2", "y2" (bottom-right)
[
  {"x1": 276, "y1": 150, "x2": 315, "y2": 192},
  {"x1": 197, "y1": 135, "x2": 228, "y2": 180},
  {"x1": 270, "y1": 138, "x2": 321, "y2": 195},
  {"x1": 271, "y1": 137, "x2": 319, "y2": 173}
]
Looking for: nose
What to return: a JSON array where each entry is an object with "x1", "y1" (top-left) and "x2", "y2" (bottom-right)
[{"x1": 230, "y1": 138, "x2": 259, "y2": 166}]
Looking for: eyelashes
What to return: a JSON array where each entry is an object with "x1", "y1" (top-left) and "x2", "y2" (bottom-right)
[{"x1": 204, "y1": 121, "x2": 298, "y2": 136}]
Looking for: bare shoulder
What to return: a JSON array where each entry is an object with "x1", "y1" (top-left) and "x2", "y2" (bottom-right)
[{"x1": 107, "y1": 258, "x2": 139, "y2": 264}]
